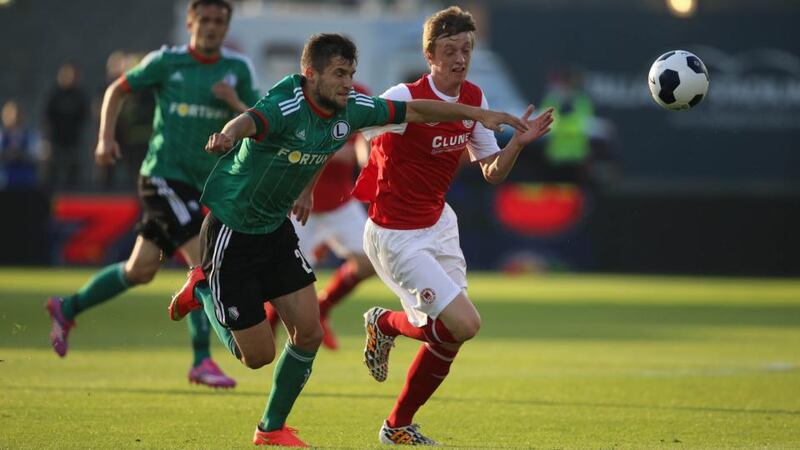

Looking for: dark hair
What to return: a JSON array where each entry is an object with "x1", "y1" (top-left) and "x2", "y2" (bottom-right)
[
  {"x1": 188, "y1": 0, "x2": 233, "y2": 22},
  {"x1": 423, "y1": 6, "x2": 476, "y2": 55},
  {"x1": 301, "y1": 34, "x2": 358, "y2": 73}
]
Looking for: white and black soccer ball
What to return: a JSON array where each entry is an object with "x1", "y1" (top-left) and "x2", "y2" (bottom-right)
[{"x1": 648, "y1": 50, "x2": 709, "y2": 110}]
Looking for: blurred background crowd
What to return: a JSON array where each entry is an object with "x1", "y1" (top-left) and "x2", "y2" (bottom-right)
[{"x1": 1, "y1": 0, "x2": 798, "y2": 276}]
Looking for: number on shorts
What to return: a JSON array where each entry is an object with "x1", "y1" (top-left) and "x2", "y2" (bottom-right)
[{"x1": 295, "y1": 249, "x2": 313, "y2": 273}]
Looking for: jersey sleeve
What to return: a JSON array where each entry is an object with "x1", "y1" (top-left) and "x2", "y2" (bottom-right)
[
  {"x1": 466, "y1": 92, "x2": 501, "y2": 161},
  {"x1": 245, "y1": 94, "x2": 285, "y2": 142},
  {"x1": 122, "y1": 48, "x2": 168, "y2": 92},
  {"x1": 348, "y1": 90, "x2": 406, "y2": 133},
  {"x1": 359, "y1": 84, "x2": 412, "y2": 141},
  {"x1": 236, "y1": 58, "x2": 261, "y2": 108}
]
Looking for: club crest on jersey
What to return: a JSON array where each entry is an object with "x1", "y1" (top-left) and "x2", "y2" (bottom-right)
[
  {"x1": 331, "y1": 120, "x2": 350, "y2": 140},
  {"x1": 420, "y1": 288, "x2": 436, "y2": 304},
  {"x1": 462, "y1": 119, "x2": 475, "y2": 128}
]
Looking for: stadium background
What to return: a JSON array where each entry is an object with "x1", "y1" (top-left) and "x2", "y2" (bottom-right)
[
  {"x1": 1, "y1": 1, "x2": 799, "y2": 448},
  {"x1": 1, "y1": 0, "x2": 798, "y2": 277}
]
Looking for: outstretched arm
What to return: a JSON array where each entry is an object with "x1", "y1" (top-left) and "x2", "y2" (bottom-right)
[
  {"x1": 204, "y1": 113, "x2": 257, "y2": 154},
  {"x1": 405, "y1": 99, "x2": 528, "y2": 134},
  {"x1": 479, "y1": 105, "x2": 554, "y2": 184}
]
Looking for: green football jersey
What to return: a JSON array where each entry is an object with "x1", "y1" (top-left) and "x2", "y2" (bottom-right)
[
  {"x1": 201, "y1": 74, "x2": 406, "y2": 234},
  {"x1": 123, "y1": 45, "x2": 260, "y2": 190}
]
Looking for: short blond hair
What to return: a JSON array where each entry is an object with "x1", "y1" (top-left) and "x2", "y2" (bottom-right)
[{"x1": 422, "y1": 6, "x2": 477, "y2": 56}]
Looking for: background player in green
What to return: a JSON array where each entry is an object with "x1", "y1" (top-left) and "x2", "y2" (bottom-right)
[
  {"x1": 167, "y1": 33, "x2": 528, "y2": 446},
  {"x1": 46, "y1": 0, "x2": 259, "y2": 389}
]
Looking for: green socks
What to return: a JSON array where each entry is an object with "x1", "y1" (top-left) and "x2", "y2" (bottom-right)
[
  {"x1": 195, "y1": 284, "x2": 241, "y2": 359},
  {"x1": 61, "y1": 262, "x2": 131, "y2": 321},
  {"x1": 60, "y1": 261, "x2": 215, "y2": 368},
  {"x1": 260, "y1": 344, "x2": 316, "y2": 431},
  {"x1": 193, "y1": 284, "x2": 316, "y2": 431},
  {"x1": 188, "y1": 309, "x2": 211, "y2": 366}
]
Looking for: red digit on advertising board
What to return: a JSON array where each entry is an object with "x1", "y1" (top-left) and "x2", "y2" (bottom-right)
[{"x1": 54, "y1": 195, "x2": 140, "y2": 264}]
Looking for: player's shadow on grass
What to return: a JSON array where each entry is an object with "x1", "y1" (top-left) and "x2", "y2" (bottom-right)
[
  {"x1": 315, "y1": 391, "x2": 800, "y2": 417},
  {"x1": 0, "y1": 383, "x2": 398, "y2": 401},
  {"x1": 3, "y1": 297, "x2": 800, "y2": 348},
  {"x1": 6, "y1": 384, "x2": 799, "y2": 417},
  {"x1": 434, "y1": 395, "x2": 800, "y2": 417},
  {"x1": 333, "y1": 301, "x2": 800, "y2": 341}
]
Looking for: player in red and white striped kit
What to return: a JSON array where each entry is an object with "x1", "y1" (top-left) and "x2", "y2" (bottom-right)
[{"x1": 353, "y1": 7, "x2": 554, "y2": 445}]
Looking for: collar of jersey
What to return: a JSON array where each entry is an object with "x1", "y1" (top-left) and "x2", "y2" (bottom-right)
[
  {"x1": 188, "y1": 46, "x2": 221, "y2": 64},
  {"x1": 425, "y1": 74, "x2": 460, "y2": 103}
]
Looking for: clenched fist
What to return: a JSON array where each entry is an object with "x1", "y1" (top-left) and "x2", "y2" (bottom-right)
[{"x1": 205, "y1": 132, "x2": 234, "y2": 154}]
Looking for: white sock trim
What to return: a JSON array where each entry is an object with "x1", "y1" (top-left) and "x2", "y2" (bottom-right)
[
  {"x1": 424, "y1": 343, "x2": 455, "y2": 362},
  {"x1": 284, "y1": 343, "x2": 316, "y2": 363}
]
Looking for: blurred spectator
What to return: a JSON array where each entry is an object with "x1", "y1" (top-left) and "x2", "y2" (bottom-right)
[
  {"x1": 0, "y1": 100, "x2": 42, "y2": 189},
  {"x1": 538, "y1": 66, "x2": 618, "y2": 187},
  {"x1": 94, "y1": 51, "x2": 154, "y2": 190},
  {"x1": 487, "y1": 67, "x2": 620, "y2": 273},
  {"x1": 515, "y1": 67, "x2": 618, "y2": 270},
  {"x1": 43, "y1": 61, "x2": 89, "y2": 190}
]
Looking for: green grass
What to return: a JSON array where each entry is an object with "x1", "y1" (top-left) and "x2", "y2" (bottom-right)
[{"x1": 1, "y1": 268, "x2": 799, "y2": 449}]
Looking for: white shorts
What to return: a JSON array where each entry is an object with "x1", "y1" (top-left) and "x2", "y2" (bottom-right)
[
  {"x1": 363, "y1": 203, "x2": 467, "y2": 327},
  {"x1": 292, "y1": 199, "x2": 368, "y2": 265}
]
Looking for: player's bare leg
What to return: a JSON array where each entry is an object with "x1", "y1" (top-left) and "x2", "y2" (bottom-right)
[
  {"x1": 432, "y1": 293, "x2": 481, "y2": 346},
  {"x1": 123, "y1": 236, "x2": 163, "y2": 284},
  {"x1": 230, "y1": 320, "x2": 277, "y2": 369},
  {"x1": 272, "y1": 284, "x2": 324, "y2": 352},
  {"x1": 249, "y1": 284, "x2": 321, "y2": 446}
]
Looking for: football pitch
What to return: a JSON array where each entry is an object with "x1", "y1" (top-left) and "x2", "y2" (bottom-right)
[{"x1": 1, "y1": 268, "x2": 799, "y2": 449}]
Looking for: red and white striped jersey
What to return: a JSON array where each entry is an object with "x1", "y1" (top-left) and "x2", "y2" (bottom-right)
[{"x1": 353, "y1": 75, "x2": 500, "y2": 229}]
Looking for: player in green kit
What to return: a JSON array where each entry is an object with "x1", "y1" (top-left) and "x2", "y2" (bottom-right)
[
  {"x1": 46, "y1": 0, "x2": 259, "y2": 388},
  {"x1": 167, "y1": 33, "x2": 528, "y2": 446}
]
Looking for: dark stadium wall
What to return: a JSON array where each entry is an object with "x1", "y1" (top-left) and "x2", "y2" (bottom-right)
[
  {"x1": 0, "y1": 190, "x2": 50, "y2": 265},
  {"x1": 487, "y1": 4, "x2": 800, "y2": 187},
  {"x1": 0, "y1": 0, "x2": 172, "y2": 265},
  {"x1": 2, "y1": 1, "x2": 798, "y2": 275},
  {"x1": 450, "y1": 3, "x2": 800, "y2": 276},
  {"x1": 584, "y1": 191, "x2": 800, "y2": 277},
  {"x1": 448, "y1": 173, "x2": 800, "y2": 276},
  {"x1": 0, "y1": 0, "x2": 175, "y2": 140}
]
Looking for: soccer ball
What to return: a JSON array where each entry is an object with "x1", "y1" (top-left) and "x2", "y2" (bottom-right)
[{"x1": 648, "y1": 50, "x2": 709, "y2": 110}]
